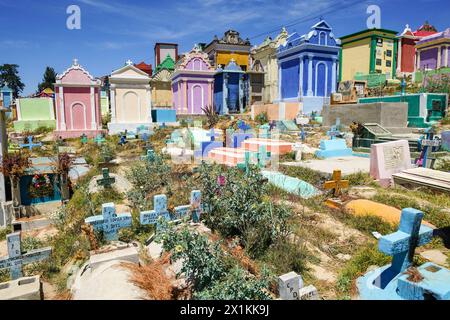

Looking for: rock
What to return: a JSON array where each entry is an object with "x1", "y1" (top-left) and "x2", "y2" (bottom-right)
[
  {"x1": 336, "y1": 253, "x2": 352, "y2": 261},
  {"x1": 420, "y1": 250, "x2": 449, "y2": 267}
]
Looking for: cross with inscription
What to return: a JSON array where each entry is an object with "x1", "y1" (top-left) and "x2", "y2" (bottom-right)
[
  {"x1": 140, "y1": 194, "x2": 171, "y2": 226},
  {"x1": 0, "y1": 232, "x2": 52, "y2": 280},
  {"x1": 327, "y1": 118, "x2": 341, "y2": 140},
  {"x1": 97, "y1": 168, "x2": 116, "y2": 189},
  {"x1": 377, "y1": 208, "x2": 433, "y2": 288},
  {"x1": 417, "y1": 128, "x2": 440, "y2": 168},
  {"x1": 94, "y1": 134, "x2": 105, "y2": 145},
  {"x1": 85, "y1": 203, "x2": 132, "y2": 241},
  {"x1": 323, "y1": 170, "x2": 349, "y2": 197},
  {"x1": 172, "y1": 190, "x2": 203, "y2": 223},
  {"x1": 19, "y1": 136, "x2": 42, "y2": 151}
]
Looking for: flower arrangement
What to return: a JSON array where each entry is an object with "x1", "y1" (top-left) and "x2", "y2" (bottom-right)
[{"x1": 28, "y1": 174, "x2": 54, "y2": 198}]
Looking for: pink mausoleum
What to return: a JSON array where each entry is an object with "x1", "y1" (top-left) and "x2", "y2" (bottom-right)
[{"x1": 54, "y1": 59, "x2": 103, "y2": 138}]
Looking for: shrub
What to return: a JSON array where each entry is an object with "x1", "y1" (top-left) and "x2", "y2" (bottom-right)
[
  {"x1": 197, "y1": 163, "x2": 292, "y2": 258},
  {"x1": 255, "y1": 112, "x2": 268, "y2": 125},
  {"x1": 261, "y1": 239, "x2": 311, "y2": 276}
]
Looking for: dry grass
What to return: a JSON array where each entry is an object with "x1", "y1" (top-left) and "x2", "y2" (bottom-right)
[{"x1": 122, "y1": 254, "x2": 173, "y2": 300}]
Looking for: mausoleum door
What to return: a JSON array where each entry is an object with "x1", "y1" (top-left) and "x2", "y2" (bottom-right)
[
  {"x1": 71, "y1": 103, "x2": 87, "y2": 130},
  {"x1": 316, "y1": 63, "x2": 327, "y2": 97},
  {"x1": 123, "y1": 91, "x2": 140, "y2": 123}
]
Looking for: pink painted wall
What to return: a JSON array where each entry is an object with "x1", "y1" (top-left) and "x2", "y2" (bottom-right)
[
  {"x1": 60, "y1": 69, "x2": 93, "y2": 85},
  {"x1": 55, "y1": 86, "x2": 101, "y2": 130}
]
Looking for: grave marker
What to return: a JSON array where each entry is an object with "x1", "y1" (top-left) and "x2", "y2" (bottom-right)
[
  {"x1": 80, "y1": 134, "x2": 88, "y2": 145},
  {"x1": 96, "y1": 168, "x2": 116, "y2": 189},
  {"x1": 140, "y1": 194, "x2": 171, "y2": 226},
  {"x1": 141, "y1": 149, "x2": 156, "y2": 163},
  {"x1": 84, "y1": 203, "x2": 132, "y2": 241},
  {"x1": 19, "y1": 136, "x2": 42, "y2": 151},
  {"x1": 94, "y1": 134, "x2": 105, "y2": 145},
  {"x1": 323, "y1": 170, "x2": 349, "y2": 197},
  {"x1": 378, "y1": 208, "x2": 433, "y2": 286},
  {"x1": 416, "y1": 128, "x2": 441, "y2": 169},
  {"x1": 278, "y1": 271, "x2": 303, "y2": 300},
  {"x1": 0, "y1": 232, "x2": 52, "y2": 280},
  {"x1": 172, "y1": 190, "x2": 202, "y2": 223}
]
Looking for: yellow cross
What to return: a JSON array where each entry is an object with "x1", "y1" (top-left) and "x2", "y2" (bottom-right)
[{"x1": 323, "y1": 170, "x2": 349, "y2": 197}]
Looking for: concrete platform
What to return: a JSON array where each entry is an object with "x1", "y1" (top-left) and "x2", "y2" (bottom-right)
[
  {"x1": 207, "y1": 147, "x2": 246, "y2": 166},
  {"x1": 242, "y1": 138, "x2": 293, "y2": 155},
  {"x1": 392, "y1": 168, "x2": 450, "y2": 194},
  {"x1": 282, "y1": 156, "x2": 370, "y2": 176},
  {"x1": 0, "y1": 276, "x2": 42, "y2": 300},
  {"x1": 89, "y1": 244, "x2": 140, "y2": 271}
]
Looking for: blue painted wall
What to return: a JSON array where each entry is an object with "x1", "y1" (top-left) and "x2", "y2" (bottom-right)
[
  {"x1": 152, "y1": 109, "x2": 177, "y2": 123},
  {"x1": 214, "y1": 74, "x2": 224, "y2": 114},
  {"x1": 281, "y1": 59, "x2": 299, "y2": 100},
  {"x1": 20, "y1": 174, "x2": 61, "y2": 205}
]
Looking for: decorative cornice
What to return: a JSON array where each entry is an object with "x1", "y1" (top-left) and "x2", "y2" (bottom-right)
[{"x1": 56, "y1": 59, "x2": 101, "y2": 85}]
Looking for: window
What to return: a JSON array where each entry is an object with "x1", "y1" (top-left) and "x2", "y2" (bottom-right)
[
  {"x1": 376, "y1": 69, "x2": 382, "y2": 73},
  {"x1": 386, "y1": 60, "x2": 392, "y2": 67},
  {"x1": 386, "y1": 50, "x2": 392, "y2": 57},
  {"x1": 376, "y1": 59, "x2": 382, "y2": 66}
]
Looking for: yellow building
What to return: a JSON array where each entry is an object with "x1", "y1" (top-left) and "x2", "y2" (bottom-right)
[
  {"x1": 204, "y1": 30, "x2": 252, "y2": 71},
  {"x1": 339, "y1": 29, "x2": 398, "y2": 81}
]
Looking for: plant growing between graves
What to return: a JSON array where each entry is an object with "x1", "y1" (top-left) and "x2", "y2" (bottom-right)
[
  {"x1": 255, "y1": 112, "x2": 268, "y2": 125},
  {"x1": 155, "y1": 221, "x2": 273, "y2": 300},
  {"x1": 201, "y1": 104, "x2": 219, "y2": 129},
  {"x1": 197, "y1": 162, "x2": 292, "y2": 259},
  {"x1": 0, "y1": 150, "x2": 31, "y2": 206},
  {"x1": 126, "y1": 154, "x2": 171, "y2": 210}
]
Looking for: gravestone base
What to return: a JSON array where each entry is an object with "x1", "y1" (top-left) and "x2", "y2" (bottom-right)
[
  {"x1": 89, "y1": 243, "x2": 140, "y2": 271},
  {"x1": 107, "y1": 122, "x2": 153, "y2": 135},
  {"x1": 0, "y1": 276, "x2": 43, "y2": 300},
  {"x1": 53, "y1": 129, "x2": 104, "y2": 139},
  {"x1": 357, "y1": 262, "x2": 450, "y2": 300}
]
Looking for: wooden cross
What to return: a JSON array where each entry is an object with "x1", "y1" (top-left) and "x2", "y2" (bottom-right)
[
  {"x1": 19, "y1": 136, "x2": 42, "y2": 151},
  {"x1": 85, "y1": 203, "x2": 132, "y2": 241},
  {"x1": 323, "y1": 170, "x2": 349, "y2": 197},
  {"x1": 0, "y1": 232, "x2": 52, "y2": 280},
  {"x1": 377, "y1": 208, "x2": 433, "y2": 288},
  {"x1": 140, "y1": 194, "x2": 171, "y2": 226},
  {"x1": 96, "y1": 168, "x2": 116, "y2": 189}
]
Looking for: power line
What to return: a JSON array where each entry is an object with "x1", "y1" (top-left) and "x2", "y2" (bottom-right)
[{"x1": 248, "y1": 0, "x2": 368, "y2": 40}]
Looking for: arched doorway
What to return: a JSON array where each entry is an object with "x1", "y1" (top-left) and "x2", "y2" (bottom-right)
[{"x1": 70, "y1": 102, "x2": 86, "y2": 130}]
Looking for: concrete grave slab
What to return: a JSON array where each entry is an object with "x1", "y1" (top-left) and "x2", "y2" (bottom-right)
[
  {"x1": 0, "y1": 276, "x2": 42, "y2": 300},
  {"x1": 89, "y1": 244, "x2": 140, "y2": 271},
  {"x1": 282, "y1": 156, "x2": 370, "y2": 175}
]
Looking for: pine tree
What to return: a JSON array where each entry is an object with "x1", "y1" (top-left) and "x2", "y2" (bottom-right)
[
  {"x1": 37, "y1": 66, "x2": 57, "y2": 93},
  {"x1": 0, "y1": 64, "x2": 25, "y2": 98}
]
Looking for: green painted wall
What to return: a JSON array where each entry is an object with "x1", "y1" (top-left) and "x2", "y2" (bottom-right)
[{"x1": 18, "y1": 98, "x2": 53, "y2": 120}]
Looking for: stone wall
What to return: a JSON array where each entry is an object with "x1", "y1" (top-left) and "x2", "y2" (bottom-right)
[{"x1": 322, "y1": 102, "x2": 408, "y2": 130}]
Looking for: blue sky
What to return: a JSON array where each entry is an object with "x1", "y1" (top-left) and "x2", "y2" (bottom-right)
[{"x1": 1, "y1": 0, "x2": 449, "y2": 95}]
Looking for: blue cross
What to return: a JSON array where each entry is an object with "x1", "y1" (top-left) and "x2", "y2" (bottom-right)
[
  {"x1": 85, "y1": 203, "x2": 132, "y2": 241},
  {"x1": 94, "y1": 134, "x2": 105, "y2": 145},
  {"x1": 19, "y1": 136, "x2": 42, "y2": 151},
  {"x1": 237, "y1": 120, "x2": 251, "y2": 132},
  {"x1": 260, "y1": 124, "x2": 270, "y2": 139},
  {"x1": 172, "y1": 190, "x2": 202, "y2": 223},
  {"x1": 257, "y1": 145, "x2": 270, "y2": 168},
  {"x1": 377, "y1": 208, "x2": 433, "y2": 288},
  {"x1": 300, "y1": 126, "x2": 307, "y2": 142},
  {"x1": 0, "y1": 232, "x2": 52, "y2": 280},
  {"x1": 207, "y1": 128, "x2": 219, "y2": 141},
  {"x1": 140, "y1": 194, "x2": 171, "y2": 226},
  {"x1": 417, "y1": 128, "x2": 440, "y2": 168},
  {"x1": 237, "y1": 151, "x2": 251, "y2": 173},
  {"x1": 141, "y1": 149, "x2": 156, "y2": 163},
  {"x1": 327, "y1": 118, "x2": 341, "y2": 140}
]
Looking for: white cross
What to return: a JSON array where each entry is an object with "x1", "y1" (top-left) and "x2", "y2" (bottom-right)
[
  {"x1": 73, "y1": 58, "x2": 79, "y2": 66},
  {"x1": 126, "y1": 59, "x2": 133, "y2": 66},
  {"x1": 85, "y1": 203, "x2": 132, "y2": 241}
]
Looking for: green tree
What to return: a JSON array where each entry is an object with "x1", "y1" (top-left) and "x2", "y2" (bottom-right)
[
  {"x1": 37, "y1": 66, "x2": 57, "y2": 93},
  {"x1": 0, "y1": 64, "x2": 25, "y2": 98}
]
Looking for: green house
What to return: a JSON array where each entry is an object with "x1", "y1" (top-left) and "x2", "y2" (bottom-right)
[
  {"x1": 13, "y1": 97, "x2": 56, "y2": 132},
  {"x1": 358, "y1": 93, "x2": 448, "y2": 128}
]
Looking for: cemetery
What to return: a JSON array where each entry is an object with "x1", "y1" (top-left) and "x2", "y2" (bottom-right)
[{"x1": 0, "y1": 2, "x2": 449, "y2": 303}]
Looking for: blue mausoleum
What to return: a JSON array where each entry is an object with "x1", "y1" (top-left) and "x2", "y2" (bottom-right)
[
  {"x1": 0, "y1": 83, "x2": 13, "y2": 110},
  {"x1": 214, "y1": 60, "x2": 246, "y2": 115},
  {"x1": 277, "y1": 20, "x2": 340, "y2": 114}
]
